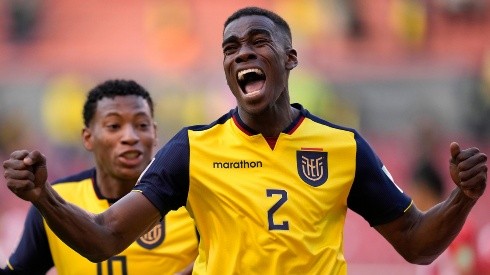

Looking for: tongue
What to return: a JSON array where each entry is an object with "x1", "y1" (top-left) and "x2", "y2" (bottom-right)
[{"x1": 244, "y1": 79, "x2": 265, "y2": 94}]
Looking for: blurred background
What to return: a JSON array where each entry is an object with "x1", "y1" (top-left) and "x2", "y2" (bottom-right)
[{"x1": 1, "y1": 0, "x2": 490, "y2": 274}]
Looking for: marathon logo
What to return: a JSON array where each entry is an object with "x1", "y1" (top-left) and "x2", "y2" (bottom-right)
[{"x1": 213, "y1": 160, "x2": 263, "y2": 169}]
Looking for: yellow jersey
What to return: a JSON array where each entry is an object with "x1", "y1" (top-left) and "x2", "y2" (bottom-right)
[
  {"x1": 5, "y1": 168, "x2": 198, "y2": 275},
  {"x1": 135, "y1": 104, "x2": 412, "y2": 274}
]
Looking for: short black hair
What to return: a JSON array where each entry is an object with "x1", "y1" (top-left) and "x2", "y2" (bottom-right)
[
  {"x1": 83, "y1": 79, "x2": 154, "y2": 127},
  {"x1": 224, "y1": 6, "x2": 292, "y2": 47}
]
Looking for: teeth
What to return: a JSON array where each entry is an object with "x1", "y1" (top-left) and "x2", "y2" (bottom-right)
[
  {"x1": 238, "y1": 68, "x2": 263, "y2": 81},
  {"x1": 122, "y1": 152, "x2": 139, "y2": 159}
]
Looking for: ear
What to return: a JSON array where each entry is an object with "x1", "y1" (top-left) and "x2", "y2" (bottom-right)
[
  {"x1": 82, "y1": 127, "x2": 94, "y2": 151},
  {"x1": 285, "y1": 48, "x2": 298, "y2": 70}
]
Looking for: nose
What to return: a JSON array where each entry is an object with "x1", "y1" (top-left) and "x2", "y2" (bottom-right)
[
  {"x1": 121, "y1": 125, "x2": 139, "y2": 145},
  {"x1": 235, "y1": 44, "x2": 256, "y2": 63}
]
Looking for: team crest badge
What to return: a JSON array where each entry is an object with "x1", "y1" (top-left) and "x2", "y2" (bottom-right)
[
  {"x1": 297, "y1": 150, "x2": 328, "y2": 187},
  {"x1": 137, "y1": 220, "x2": 165, "y2": 249}
]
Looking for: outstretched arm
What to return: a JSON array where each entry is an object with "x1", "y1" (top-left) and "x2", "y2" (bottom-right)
[
  {"x1": 3, "y1": 150, "x2": 162, "y2": 262},
  {"x1": 375, "y1": 142, "x2": 487, "y2": 264}
]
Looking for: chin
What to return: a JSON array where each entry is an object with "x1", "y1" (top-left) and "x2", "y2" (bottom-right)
[{"x1": 118, "y1": 169, "x2": 142, "y2": 181}]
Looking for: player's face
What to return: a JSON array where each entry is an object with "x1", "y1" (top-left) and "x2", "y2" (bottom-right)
[
  {"x1": 83, "y1": 95, "x2": 157, "y2": 182},
  {"x1": 222, "y1": 15, "x2": 297, "y2": 115}
]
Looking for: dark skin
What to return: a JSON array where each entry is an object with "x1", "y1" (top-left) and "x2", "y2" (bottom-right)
[
  {"x1": 222, "y1": 15, "x2": 299, "y2": 138},
  {"x1": 376, "y1": 143, "x2": 486, "y2": 264},
  {"x1": 0, "y1": 95, "x2": 161, "y2": 262},
  {"x1": 3, "y1": 96, "x2": 195, "y2": 273},
  {"x1": 2, "y1": 14, "x2": 488, "y2": 266},
  {"x1": 82, "y1": 96, "x2": 157, "y2": 199}
]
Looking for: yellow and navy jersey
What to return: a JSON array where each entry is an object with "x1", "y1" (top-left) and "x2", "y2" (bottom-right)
[
  {"x1": 134, "y1": 103, "x2": 412, "y2": 274},
  {"x1": 4, "y1": 168, "x2": 198, "y2": 275}
]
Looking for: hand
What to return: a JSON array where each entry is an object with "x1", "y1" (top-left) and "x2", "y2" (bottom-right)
[
  {"x1": 449, "y1": 142, "x2": 488, "y2": 200},
  {"x1": 3, "y1": 150, "x2": 48, "y2": 202}
]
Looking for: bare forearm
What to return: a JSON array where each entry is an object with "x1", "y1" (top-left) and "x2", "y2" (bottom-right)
[
  {"x1": 3, "y1": 150, "x2": 161, "y2": 261},
  {"x1": 378, "y1": 143, "x2": 487, "y2": 265},
  {"x1": 33, "y1": 184, "x2": 123, "y2": 262},
  {"x1": 33, "y1": 187, "x2": 161, "y2": 262},
  {"x1": 382, "y1": 187, "x2": 477, "y2": 264},
  {"x1": 411, "y1": 188, "x2": 476, "y2": 262}
]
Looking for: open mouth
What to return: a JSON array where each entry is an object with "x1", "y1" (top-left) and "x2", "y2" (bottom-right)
[
  {"x1": 120, "y1": 151, "x2": 141, "y2": 160},
  {"x1": 237, "y1": 68, "x2": 266, "y2": 94}
]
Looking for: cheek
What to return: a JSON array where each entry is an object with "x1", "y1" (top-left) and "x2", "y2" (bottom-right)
[
  {"x1": 92, "y1": 138, "x2": 116, "y2": 155},
  {"x1": 93, "y1": 148, "x2": 113, "y2": 167},
  {"x1": 142, "y1": 134, "x2": 157, "y2": 148},
  {"x1": 92, "y1": 136, "x2": 108, "y2": 147},
  {"x1": 223, "y1": 61, "x2": 235, "y2": 80}
]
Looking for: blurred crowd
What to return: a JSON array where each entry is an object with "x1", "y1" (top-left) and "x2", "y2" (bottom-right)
[{"x1": 1, "y1": 0, "x2": 490, "y2": 274}]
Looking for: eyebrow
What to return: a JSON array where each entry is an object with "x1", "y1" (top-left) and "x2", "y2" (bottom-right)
[
  {"x1": 222, "y1": 28, "x2": 272, "y2": 48},
  {"x1": 101, "y1": 111, "x2": 152, "y2": 119}
]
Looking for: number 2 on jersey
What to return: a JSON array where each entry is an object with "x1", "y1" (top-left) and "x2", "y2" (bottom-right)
[{"x1": 266, "y1": 189, "x2": 289, "y2": 230}]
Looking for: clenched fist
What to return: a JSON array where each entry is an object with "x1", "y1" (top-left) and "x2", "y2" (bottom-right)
[{"x1": 3, "y1": 150, "x2": 48, "y2": 202}]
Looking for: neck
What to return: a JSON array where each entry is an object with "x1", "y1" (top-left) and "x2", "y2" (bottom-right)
[
  {"x1": 95, "y1": 171, "x2": 135, "y2": 199},
  {"x1": 238, "y1": 104, "x2": 299, "y2": 138}
]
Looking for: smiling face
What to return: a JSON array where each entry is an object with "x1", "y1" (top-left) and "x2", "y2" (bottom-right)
[
  {"x1": 82, "y1": 95, "x2": 157, "y2": 183},
  {"x1": 222, "y1": 15, "x2": 297, "y2": 115}
]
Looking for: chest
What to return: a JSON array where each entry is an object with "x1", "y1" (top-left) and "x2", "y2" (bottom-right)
[{"x1": 187, "y1": 129, "x2": 358, "y2": 222}]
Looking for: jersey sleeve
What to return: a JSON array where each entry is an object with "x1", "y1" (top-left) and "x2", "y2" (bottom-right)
[
  {"x1": 347, "y1": 132, "x2": 412, "y2": 227},
  {"x1": 3, "y1": 206, "x2": 54, "y2": 274},
  {"x1": 133, "y1": 128, "x2": 191, "y2": 217}
]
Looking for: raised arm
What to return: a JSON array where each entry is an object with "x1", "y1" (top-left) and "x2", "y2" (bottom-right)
[
  {"x1": 3, "y1": 150, "x2": 162, "y2": 262},
  {"x1": 375, "y1": 142, "x2": 487, "y2": 264}
]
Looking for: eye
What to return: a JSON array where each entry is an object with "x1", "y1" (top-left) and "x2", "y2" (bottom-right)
[
  {"x1": 138, "y1": 123, "x2": 150, "y2": 130},
  {"x1": 107, "y1": 124, "x2": 120, "y2": 130},
  {"x1": 134, "y1": 118, "x2": 152, "y2": 131},
  {"x1": 223, "y1": 44, "x2": 238, "y2": 56},
  {"x1": 253, "y1": 38, "x2": 268, "y2": 46}
]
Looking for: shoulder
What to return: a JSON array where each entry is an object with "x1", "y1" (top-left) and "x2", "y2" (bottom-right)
[{"x1": 297, "y1": 103, "x2": 358, "y2": 134}]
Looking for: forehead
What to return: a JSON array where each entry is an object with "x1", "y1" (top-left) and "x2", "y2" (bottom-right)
[
  {"x1": 223, "y1": 15, "x2": 278, "y2": 41},
  {"x1": 95, "y1": 95, "x2": 151, "y2": 117}
]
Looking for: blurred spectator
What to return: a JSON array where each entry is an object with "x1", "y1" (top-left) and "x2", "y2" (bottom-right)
[
  {"x1": 410, "y1": 157, "x2": 444, "y2": 211},
  {"x1": 435, "y1": 0, "x2": 488, "y2": 19},
  {"x1": 468, "y1": 49, "x2": 490, "y2": 140},
  {"x1": 7, "y1": 0, "x2": 42, "y2": 42},
  {"x1": 390, "y1": 0, "x2": 428, "y2": 50},
  {"x1": 411, "y1": 159, "x2": 479, "y2": 274},
  {"x1": 410, "y1": 120, "x2": 479, "y2": 275}
]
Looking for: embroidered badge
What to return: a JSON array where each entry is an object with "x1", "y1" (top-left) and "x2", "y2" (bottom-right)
[
  {"x1": 137, "y1": 220, "x2": 165, "y2": 249},
  {"x1": 297, "y1": 150, "x2": 328, "y2": 187}
]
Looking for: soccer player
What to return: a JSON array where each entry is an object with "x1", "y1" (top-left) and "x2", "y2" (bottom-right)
[
  {"x1": 3, "y1": 7, "x2": 488, "y2": 274},
  {"x1": 1, "y1": 80, "x2": 198, "y2": 274}
]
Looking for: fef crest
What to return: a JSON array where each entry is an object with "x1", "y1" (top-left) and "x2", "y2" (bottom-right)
[
  {"x1": 297, "y1": 150, "x2": 328, "y2": 187},
  {"x1": 137, "y1": 220, "x2": 165, "y2": 249}
]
